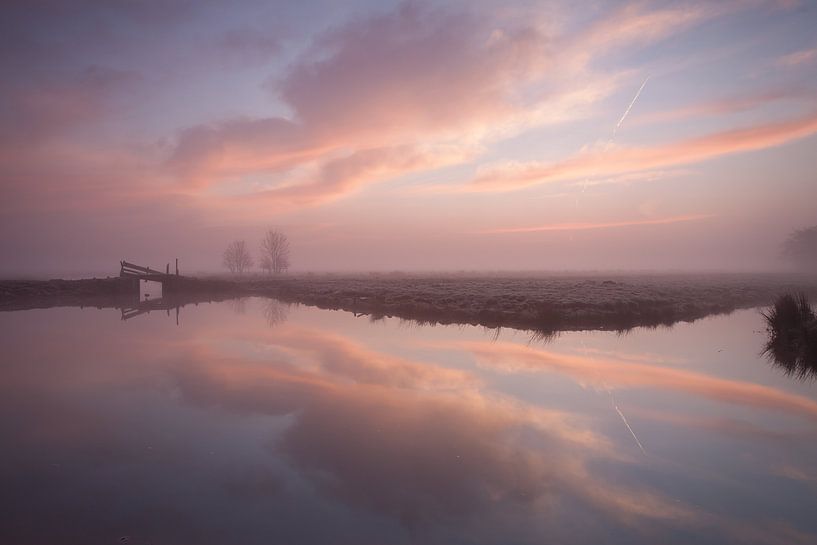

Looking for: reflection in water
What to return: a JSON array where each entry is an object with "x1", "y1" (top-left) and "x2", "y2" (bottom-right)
[
  {"x1": 460, "y1": 340, "x2": 817, "y2": 419},
  {"x1": 227, "y1": 296, "x2": 249, "y2": 315},
  {"x1": 263, "y1": 298, "x2": 289, "y2": 327},
  {"x1": 763, "y1": 293, "x2": 817, "y2": 380},
  {"x1": 1, "y1": 299, "x2": 816, "y2": 545}
]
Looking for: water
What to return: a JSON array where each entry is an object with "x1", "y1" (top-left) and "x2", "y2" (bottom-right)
[{"x1": 1, "y1": 298, "x2": 815, "y2": 545}]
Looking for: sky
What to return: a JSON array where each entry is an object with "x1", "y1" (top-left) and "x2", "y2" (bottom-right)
[{"x1": 1, "y1": 0, "x2": 816, "y2": 275}]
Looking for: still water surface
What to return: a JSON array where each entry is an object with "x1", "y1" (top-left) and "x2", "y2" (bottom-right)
[{"x1": 1, "y1": 298, "x2": 816, "y2": 544}]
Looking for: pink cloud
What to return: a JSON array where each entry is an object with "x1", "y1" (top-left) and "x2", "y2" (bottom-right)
[
  {"x1": 468, "y1": 111, "x2": 817, "y2": 191},
  {"x1": 278, "y1": 2, "x2": 544, "y2": 140},
  {"x1": 161, "y1": 322, "x2": 712, "y2": 527},
  {"x1": 166, "y1": 2, "x2": 549, "y2": 196},
  {"x1": 165, "y1": 1, "x2": 789, "y2": 209},
  {"x1": 477, "y1": 214, "x2": 714, "y2": 234},
  {"x1": 575, "y1": 2, "x2": 719, "y2": 60},
  {"x1": 167, "y1": 117, "x2": 326, "y2": 188},
  {"x1": 225, "y1": 143, "x2": 477, "y2": 210},
  {"x1": 634, "y1": 87, "x2": 812, "y2": 125},
  {"x1": 461, "y1": 341, "x2": 817, "y2": 421},
  {"x1": 0, "y1": 65, "x2": 139, "y2": 148},
  {"x1": 777, "y1": 47, "x2": 817, "y2": 67}
]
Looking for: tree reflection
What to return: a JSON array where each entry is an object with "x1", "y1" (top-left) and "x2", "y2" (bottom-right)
[
  {"x1": 263, "y1": 298, "x2": 289, "y2": 327},
  {"x1": 227, "y1": 297, "x2": 249, "y2": 315},
  {"x1": 763, "y1": 293, "x2": 817, "y2": 380}
]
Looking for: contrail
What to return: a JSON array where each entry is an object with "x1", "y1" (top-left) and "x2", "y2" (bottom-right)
[
  {"x1": 613, "y1": 75, "x2": 650, "y2": 137},
  {"x1": 571, "y1": 74, "x2": 648, "y2": 206},
  {"x1": 611, "y1": 392, "x2": 646, "y2": 455}
]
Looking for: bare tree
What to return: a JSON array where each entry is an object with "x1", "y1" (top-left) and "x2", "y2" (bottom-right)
[
  {"x1": 783, "y1": 226, "x2": 817, "y2": 272},
  {"x1": 223, "y1": 240, "x2": 253, "y2": 274},
  {"x1": 259, "y1": 229, "x2": 291, "y2": 275}
]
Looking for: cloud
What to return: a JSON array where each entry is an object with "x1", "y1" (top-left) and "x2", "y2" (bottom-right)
[
  {"x1": 166, "y1": 324, "x2": 704, "y2": 529},
  {"x1": 459, "y1": 341, "x2": 817, "y2": 421},
  {"x1": 166, "y1": 1, "x2": 551, "y2": 201},
  {"x1": 216, "y1": 27, "x2": 282, "y2": 65},
  {"x1": 467, "y1": 111, "x2": 817, "y2": 191},
  {"x1": 777, "y1": 47, "x2": 817, "y2": 67},
  {"x1": 277, "y1": 2, "x2": 545, "y2": 139},
  {"x1": 167, "y1": 117, "x2": 320, "y2": 187},
  {"x1": 167, "y1": 0, "x2": 738, "y2": 207},
  {"x1": 569, "y1": 2, "x2": 720, "y2": 67},
  {"x1": 476, "y1": 214, "x2": 713, "y2": 234},
  {"x1": 634, "y1": 87, "x2": 813, "y2": 125},
  {"x1": 263, "y1": 326, "x2": 476, "y2": 389},
  {"x1": 2, "y1": 0, "x2": 810, "y2": 273},
  {"x1": 0, "y1": 65, "x2": 139, "y2": 147},
  {"x1": 165, "y1": 0, "x2": 794, "y2": 208},
  {"x1": 228, "y1": 143, "x2": 478, "y2": 209},
  {"x1": 4, "y1": 305, "x2": 812, "y2": 543},
  {"x1": 570, "y1": 168, "x2": 693, "y2": 187}
]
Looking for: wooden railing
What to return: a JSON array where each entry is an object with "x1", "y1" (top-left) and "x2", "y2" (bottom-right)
[{"x1": 120, "y1": 259, "x2": 180, "y2": 278}]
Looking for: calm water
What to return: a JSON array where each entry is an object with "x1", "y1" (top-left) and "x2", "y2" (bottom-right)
[{"x1": 1, "y1": 299, "x2": 816, "y2": 545}]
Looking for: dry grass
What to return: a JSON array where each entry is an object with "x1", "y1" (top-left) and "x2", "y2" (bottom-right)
[
  {"x1": 3, "y1": 272, "x2": 816, "y2": 334},
  {"x1": 243, "y1": 272, "x2": 817, "y2": 333}
]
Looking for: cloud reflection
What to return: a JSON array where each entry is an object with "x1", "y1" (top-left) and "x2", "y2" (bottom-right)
[
  {"x1": 2, "y1": 303, "x2": 816, "y2": 544},
  {"x1": 457, "y1": 340, "x2": 817, "y2": 421},
  {"x1": 168, "y1": 326, "x2": 701, "y2": 531}
]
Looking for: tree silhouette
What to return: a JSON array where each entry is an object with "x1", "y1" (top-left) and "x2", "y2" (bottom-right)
[
  {"x1": 259, "y1": 229, "x2": 291, "y2": 275},
  {"x1": 782, "y1": 226, "x2": 817, "y2": 272},
  {"x1": 223, "y1": 240, "x2": 253, "y2": 274}
]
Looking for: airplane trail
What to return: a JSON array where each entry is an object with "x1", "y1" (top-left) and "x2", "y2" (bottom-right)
[
  {"x1": 576, "y1": 74, "x2": 650, "y2": 194},
  {"x1": 611, "y1": 393, "x2": 647, "y2": 455},
  {"x1": 613, "y1": 75, "x2": 650, "y2": 137}
]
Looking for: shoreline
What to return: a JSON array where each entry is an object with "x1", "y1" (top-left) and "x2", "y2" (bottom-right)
[{"x1": 2, "y1": 272, "x2": 816, "y2": 333}]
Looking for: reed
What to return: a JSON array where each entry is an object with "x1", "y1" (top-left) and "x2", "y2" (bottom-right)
[{"x1": 762, "y1": 293, "x2": 817, "y2": 379}]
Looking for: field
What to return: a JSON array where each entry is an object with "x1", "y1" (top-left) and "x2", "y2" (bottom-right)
[
  {"x1": 3, "y1": 272, "x2": 816, "y2": 333},
  {"x1": 247, "y1": 272, "x2": 817, "y2": 333}
]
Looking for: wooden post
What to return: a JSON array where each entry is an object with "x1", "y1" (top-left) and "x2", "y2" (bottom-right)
[
  {"x1": 166, "y1": 263, "x2": 169, "y2": 275},
  {"x1": 175, "y1": 258, "x2": 179, "y2": 276}
]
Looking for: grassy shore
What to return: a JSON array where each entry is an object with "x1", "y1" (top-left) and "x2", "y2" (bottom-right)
[
  {"x1": 243, "y1": 272, "x2": 817, "y2": 332},
  {"x1": 0, "y1": 276, "x2": 237, "y2": 312},
  {"x1": 4, "y1": 272, "x2": 815, "y2": 333}
]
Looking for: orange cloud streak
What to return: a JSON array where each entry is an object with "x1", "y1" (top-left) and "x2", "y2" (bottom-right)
[
  {"x1": 460, "y1": 341, "x2": 817, "y2": 421},
  {"x1": 634, "y1": 88, "x2": 810, "y2": 125},
  {"x1": 469, "y1": 111, "x2": 817, "y2": 191},
  {"x1": 477, "y1": 213, "x2": 713, "y2": 234}
]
